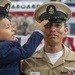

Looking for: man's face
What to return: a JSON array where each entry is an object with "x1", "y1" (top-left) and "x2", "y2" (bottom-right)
[
  {"x1": 0, "y1": 18, "x2": 16, "y2": 41},
  {"x1": 44, "y1": 22, "x2": 68, "y2": 45}
]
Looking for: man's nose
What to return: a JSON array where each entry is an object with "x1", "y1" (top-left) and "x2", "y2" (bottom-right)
[
  {"x1": 11, "y1": 26, "x2": 15, "y2": 32},
  {"x1": 49, "y1": 25, "x2": 56, "y2": 31}
]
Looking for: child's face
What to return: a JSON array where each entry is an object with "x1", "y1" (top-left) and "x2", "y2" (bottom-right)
[{"x1": 0, "y1": 18, "x2": 17, "y2": 41}]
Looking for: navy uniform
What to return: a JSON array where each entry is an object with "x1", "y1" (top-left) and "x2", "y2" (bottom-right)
[
  {"x1": 22, "y1": 2, "x2": 75, "y2": 75},
  {"x1": 0, "y1": 0, "x2": 44, "y2": 75},
  {"x1": 22, "y1": 45, "x2": 75, "y2": 75}
]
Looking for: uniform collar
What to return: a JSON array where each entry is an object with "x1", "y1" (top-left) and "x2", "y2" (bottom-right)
[
  {"x1": 32, "y1": 44, "x2": 75, "y2": 61},
  {"x1": 32, "y1": 48, "x2": 45, "y2": 58}
]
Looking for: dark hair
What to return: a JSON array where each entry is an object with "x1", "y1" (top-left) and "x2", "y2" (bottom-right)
[{"x1": 0, "y1": 15, "x2": 11, "y2": 21}]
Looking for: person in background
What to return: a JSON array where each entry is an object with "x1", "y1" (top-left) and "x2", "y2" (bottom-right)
[
  {"x1": 26, "y1": 20, "x2": 39, "y2": 35},
  {"x1": 0, "y1": 0, "x2": 49, "y2": 75},
  {"x1": 21, "y1": 17, "x2": 28, "y2": 35},
  {"x1": 22, "y1": 1, "x2": 75, "y2": 75}
]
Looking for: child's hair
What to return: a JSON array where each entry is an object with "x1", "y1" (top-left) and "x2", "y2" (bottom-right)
[
  {"x1": 0, "y1": 15, "x2": 5, "y2": 20},
  {"x1": 0, "y1": 15, "x2": 11, "y2": 21}
]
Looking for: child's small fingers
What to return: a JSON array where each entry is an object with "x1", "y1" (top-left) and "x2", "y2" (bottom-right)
[{"x1": 40, "y1": 20, "x2": 49, "y2": 26}]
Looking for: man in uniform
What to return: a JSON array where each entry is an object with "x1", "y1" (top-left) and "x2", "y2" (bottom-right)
[
  {"x1": 0, "y1": 0, "x2": 49, "y2": 75},
  {"x1": 22, "y1": 1, "x2": 75, "y2": 75}
]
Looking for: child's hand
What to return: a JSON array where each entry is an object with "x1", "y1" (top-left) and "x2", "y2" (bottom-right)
[{"x1": 36, "y1": 20, "x2": 49, "y2": 33}]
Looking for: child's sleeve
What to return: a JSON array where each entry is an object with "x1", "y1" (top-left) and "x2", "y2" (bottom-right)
[{"x1": 0, "y1": 31, "x2": 43, "y2": 64}]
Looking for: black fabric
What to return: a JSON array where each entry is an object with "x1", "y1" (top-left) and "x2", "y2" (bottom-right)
[
  {"x1": 0, "y1": 3, "x2": 10, "y2": 16},
  {"x1": 0, "y1": 7, "x2": 8, "y2": 16},
  {"x1": 39, "y1": 11, "x2": 66, "y2": 23}
]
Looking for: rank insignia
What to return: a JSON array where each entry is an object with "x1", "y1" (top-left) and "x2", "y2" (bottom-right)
[
  {"x1": 46, "y1": 5, "x2": 56, "y2": 14},
  {"x1": 60, "y1": 71, "x2": 73, "y2": 75},
  {"x1": 5, "y1": 3, "x2": 10, "y2": 12}
]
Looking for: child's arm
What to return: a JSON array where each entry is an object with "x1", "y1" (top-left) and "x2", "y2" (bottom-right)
[
  {"x1": 0, "y1": 20, "x2": 48, "y2": 64},
  {"x1": 0, "y1": 31, "x2": 43, "y2": 64}
]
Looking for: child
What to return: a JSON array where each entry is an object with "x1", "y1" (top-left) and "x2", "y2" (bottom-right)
[{"x1": 0, "y1": 0, "x2": 49, "y2": 75}]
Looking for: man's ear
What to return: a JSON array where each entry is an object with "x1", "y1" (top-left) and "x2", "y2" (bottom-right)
[{"x1": 64, "y1": 27, "x2": 68, "y2": 35}]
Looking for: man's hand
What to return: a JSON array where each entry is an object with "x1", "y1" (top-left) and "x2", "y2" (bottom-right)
[{"x1": 36, "y1": 20, "x2": 49, "y2": 33}]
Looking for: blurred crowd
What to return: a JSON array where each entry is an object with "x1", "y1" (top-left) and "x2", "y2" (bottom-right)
[{"x1": 9, "y1": 14, "x2": 38, "y2": 36}]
